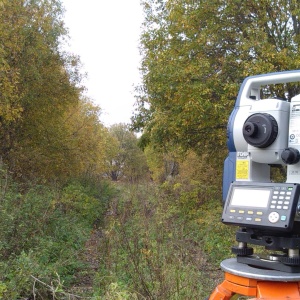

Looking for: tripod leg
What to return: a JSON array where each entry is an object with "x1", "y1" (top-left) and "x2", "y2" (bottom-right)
[{"x1": 208, "y1": 280, "x2": 234, "y2": 300}]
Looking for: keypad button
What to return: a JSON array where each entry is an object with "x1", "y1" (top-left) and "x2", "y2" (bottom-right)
[
  {"x1": 281, "y1": 215, "x2": 287, "y2": 221},
  {"x1": 269, "y1": 212, "x2": 280, "y2": 223}
]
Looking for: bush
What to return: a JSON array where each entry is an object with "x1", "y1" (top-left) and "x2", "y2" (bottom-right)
[
  {"x1": 0, "y1": 170, "x2": 115, "y2": 299},
  {"x1": 95, "y1": 182, "x2": 228, "y2": 299}
]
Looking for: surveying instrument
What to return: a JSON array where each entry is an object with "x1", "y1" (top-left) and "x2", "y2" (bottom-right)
[{"x1": 209, "y1": 70, "x2": 300, "y2": 299}]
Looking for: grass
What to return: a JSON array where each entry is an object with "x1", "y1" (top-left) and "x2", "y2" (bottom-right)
[
  {"x1": 0, "y1": 174, "x2": 235, "y2": 299},
  {"x1": 94, "y1": 181, "x2": 235, "y2": 299},
  {"x1": 0, "y1": 177, "x2": 113, "y2": 299}
]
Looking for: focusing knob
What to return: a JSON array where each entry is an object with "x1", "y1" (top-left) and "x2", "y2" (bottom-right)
[
  {"x1": 242, "y1": 113, "x2": 278, "y2": 148},
  {"x1": 281, "y1": 148, "x2": 300, "y2": 165}
]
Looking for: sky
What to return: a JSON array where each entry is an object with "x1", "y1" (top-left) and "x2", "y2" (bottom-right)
[{"x1": 62, "y1": 0, "x2": 144, "y2": 126}]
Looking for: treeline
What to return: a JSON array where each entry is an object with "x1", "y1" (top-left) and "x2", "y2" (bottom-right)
[
  {"x1": 1, "y1": 0, "x2": 101, "y2": 183},
  {"x1": 2, "y1": 1, "x2": 300, "y2": 200},
  {"x1": 133, "y1": 0, "x2": 300, "y2": 180},
  {"x1": 0, "y1": 0, "x2": 148, "y2": 185}
]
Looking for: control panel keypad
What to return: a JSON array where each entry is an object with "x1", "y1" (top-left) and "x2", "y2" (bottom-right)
[
  {"x1": 267, "y1": 188, "x2": 291, "y2": 224},
  {"x1": 270, "y1": 188, "x2": 291, "y2": 211}
]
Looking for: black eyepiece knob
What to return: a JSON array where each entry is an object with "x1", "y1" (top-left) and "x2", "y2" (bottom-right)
[{"x1": 243, "y1": 122, "x2": 258, "y2": 137}]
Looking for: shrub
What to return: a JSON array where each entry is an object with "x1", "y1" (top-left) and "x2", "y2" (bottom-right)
[
  {"x1": 95, "y1": 183, "x2": 226, "y2": 299},
  {"x1": 0, "y1": 170, "x2": 115, "y2": 299}
]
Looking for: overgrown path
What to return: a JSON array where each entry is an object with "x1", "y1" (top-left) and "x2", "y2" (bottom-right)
[
  {"x1": 72, "y1": 229, "x2": 103, "y2": 296},
  {"x1": 73, "y1": 182, "x2": 226, "y2": 299}
]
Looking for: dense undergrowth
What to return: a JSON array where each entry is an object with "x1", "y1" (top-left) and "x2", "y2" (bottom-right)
[
  {"x1": 0, "y1": 169, "x2": 235, "y2": 299},
  {"x1": 0, "y1": 168, "x2": 114, "y2": 299},
  {"x1": 96, "y1": 180, "x2": 235, "y2": 299}
]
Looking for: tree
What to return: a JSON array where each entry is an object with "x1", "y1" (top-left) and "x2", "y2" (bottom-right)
[
  {"x1": 144, "y1": 145, "x2": 180, "y2": 182},
  {"x1": 61, "y1": 99, "x2": 111, "y2": 181},
  {"x1": 0, "y1": 0, "x2": 110, "y2": 184},
  {"x1": 106, "y1": 124, "x2": 149, "y2": 182},
  {"x1": 132, "y1": 0, "x2": 300, "y2": 160}
]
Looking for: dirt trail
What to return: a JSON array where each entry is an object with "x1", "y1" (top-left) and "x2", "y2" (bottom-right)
[{"x1": 71, "y1": 229, "x2": 103, "y2": 296}]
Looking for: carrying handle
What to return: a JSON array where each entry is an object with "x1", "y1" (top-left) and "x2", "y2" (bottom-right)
[{"x1": 237, "y1": 70, "x2": 300, "y2": 106}]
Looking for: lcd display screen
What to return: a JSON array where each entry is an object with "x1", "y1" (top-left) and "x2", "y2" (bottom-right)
[{"x1": 230, "y1": 187, "x2": 271, "y2": 208}]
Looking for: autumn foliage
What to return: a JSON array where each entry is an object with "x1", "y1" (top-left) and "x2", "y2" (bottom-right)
[
  {"x1": 0, "y1": 0, "x2": 114, "y2": 184},
  {"x1": 133, "y1": 0, "x2": 300, "y2": 164}
]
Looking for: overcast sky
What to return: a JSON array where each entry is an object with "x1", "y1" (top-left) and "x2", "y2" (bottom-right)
[{"x1": 62, "y1": 0, "x2": 144, "y2": 126}]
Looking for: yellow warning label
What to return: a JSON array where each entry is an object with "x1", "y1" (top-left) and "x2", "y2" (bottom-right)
[{"x1": 236, "y1": 160, "x2": 249, "y2": 179}]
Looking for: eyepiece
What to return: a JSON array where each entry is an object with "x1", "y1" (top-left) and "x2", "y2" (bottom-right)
[
  {"x1": 243, "y1": 122, "x2": 258, "y2": 137},
  {"x1": 242, "y1": 113, "x2": 278, "y2": 148}
]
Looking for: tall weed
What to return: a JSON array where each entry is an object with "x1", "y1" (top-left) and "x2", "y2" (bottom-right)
[
  {"x1": 0, "y1": 170, "x2": 114, "y2": 299},
  {"x1": 95, "y1": 182, "x2": 230, "y2": 299}
]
